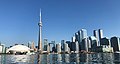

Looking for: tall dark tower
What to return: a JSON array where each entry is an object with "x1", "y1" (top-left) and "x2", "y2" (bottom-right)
[
  {"x1": 38, "y1": 9, "x2": 42, "y2": 52},
  {"x1": 93, "y1": 30, "x2": 99, "y2": 46},
  {"x1": 98, "y1": 29, "x2": 103, "y2": 45}
]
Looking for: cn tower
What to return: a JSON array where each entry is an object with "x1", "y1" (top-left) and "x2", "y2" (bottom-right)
[{"x1": 38, "y1": 9, "x2": 42, "y2": 52}]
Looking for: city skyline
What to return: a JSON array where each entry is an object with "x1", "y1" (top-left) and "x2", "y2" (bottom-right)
[{"x1": 0, "y1": 0, "x2": 120, "y2": 46}]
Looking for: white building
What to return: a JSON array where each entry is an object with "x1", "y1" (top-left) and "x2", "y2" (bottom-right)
[
  {"x1": 56, "y1": 43, "x2": 61, "y2": 53},
  {"x1": 0, "y1": 44, "x2": 5, "y2": 53},
  {"x1": 64, "y1": 43, "x2": 70, "y2": 53},
  {"x1": 6, "y1": 45, "x2": 30, "y2": 54},
  {"x1": 72, "y1": 36, "x2": 76, "y2": 42}
]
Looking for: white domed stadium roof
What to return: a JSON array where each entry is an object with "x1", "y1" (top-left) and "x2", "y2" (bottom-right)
[{"x1": 7, "y1": 45, "x2": 30, "y2": 53}]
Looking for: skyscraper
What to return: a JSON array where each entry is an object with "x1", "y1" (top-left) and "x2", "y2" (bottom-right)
[
  {"x1": 72, "y1": 36, "x2": 76, "y2": 42},
  {"x1": 64, "y1": 43, "x2": 70, "y2": 53},
  {"x1": 0, "y1": 44, "x2": 5, "y2": 53},
  {"x1": 110, "y1": 37, "x2": 120, "y2": 52},
  {"x1": 44, "y1": 39, "x2": 48, "y2": 51},
  {"x1": 44, "y1": 39, "x2": 48, "y2": 45},
  {"x1": 31, "y1": 41, "x2": 35, "y2": 50},
  {"x1": 78, "y1": 30, "x2": 82, "y2": 43},
  {"x1": 78, "y1": 29, "x2": 88, "y2": 51},
  {"x1": 61, "y1": 40, "x2": 65, "y2": 51},
  {"x1": 82, "y1": 38, "x2": 88, "y2": 52},
  {"x1": 51, "y1": 41, "x2": 56, "y2": 52},
  {"x1": 56, "y1": 43, "x2": 61, "y2": 53},
  {"x1": 101, "y1": 37, "x2": 110, "y2": 46},
  {"x1": 75, "y1": 32, "x2": 79, "y2": 42},
  {"x1": 89, "y1": 36, "x2": 97, "y2": 47},
  {"x1": 38, "y1": 9, "x2": 43, "y2": 52},
  {"x1": 93, "y1": 30, "x2": 99, "y2": 46},
  {"x1": 87, "y1": 38, "x2": 91, "y2": 51},
  {"x1": 98, "y1": 29, "x2": 103, "y2": 45},
  {"x1": 75, "y1": 41, "x2": 79, "y2": 53},
  {"x1": 81, "y1": 29, "x2": 87, "y2": 39}
]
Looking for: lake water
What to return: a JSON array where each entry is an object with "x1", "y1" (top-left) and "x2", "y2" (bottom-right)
[{"x1": 0, "y1": 53, "x2": 120, "y2": 64}]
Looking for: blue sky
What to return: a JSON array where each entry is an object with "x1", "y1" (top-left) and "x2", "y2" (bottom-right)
[{"x1": 0, "y1": 0, "x2": 120, "y2": 46}]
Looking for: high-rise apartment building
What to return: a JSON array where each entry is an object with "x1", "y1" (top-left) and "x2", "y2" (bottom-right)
[
  {"x1": 31, "y1": 41, "x2": 35, "y2": 50},
  {"x1": 78, "y1": 29, "x2": 88, "y2": 51},
  {"x1": 44, "y1": 39, "x2": 48, "y2": 51},
  {"x1": 82, "y1": 38, "x2": 88, "y2": 52},
  {"x1": 64, "y1": 43, "x2": 70, "y2": 53},
  {"x1": 93, "y1": 30, "x2": 99, "y2": 46},
  {"x1": 78, "y1": 30, "x2": 82, "y2": 43},
  {"x1": 98, "y1": 29, "x2": 103, "y2": 45},
  {"x1": 101, "y1": 37, "x2": 111, "y2": 46},
  {"x1": 72, "y1": 36, "x2": 76, "y2": 42},
  {"x1": 56, "y1": 43, "x2": 61, "y2": 53},
  {"x1": 0, "y1": 43, "x2": 5, "y2": 53},
  {"x1": 89, "y1": 36, "x2": 97, "y2": 48},
  {"x1": 61, "y1": 40, "x2": 65, "y2": 51},
  {"x1": 110, "y1": 37, "x2": 120, "y2": 52},
  {"x1": 75, "y1": 32, "x2": 79, "y2": 42},
  {"x1": 51, "y1": 41, "x2": 56, "y2": 52},
  {"x1": 81, "y1": 29, "x2": 87, "y2": 39}
]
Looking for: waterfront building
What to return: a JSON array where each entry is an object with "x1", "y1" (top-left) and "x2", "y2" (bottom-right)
[
  {"x1": 56, "y1": 43, "x2": 61, "y2": 53},
  {"x1": 95, "y1": 37, "x2": 113, "y2": 52},
  {"x1": 95, "y1": 46, "x2": 113, "y2": 52},
  {"x1": 71, "y1": 42, "x2": 75, "y2": 51},
  {"x1": 61, "y1": 40, "x2": 65, "y2": 51},
  {"x1": 71, "y1": 41, "x2": 79, "y2": 53},
  {"x1": 51, "y1": 41, "x2": 56, "y2": 52},
  {"x1": 28, "y1": 41, "x2": 31, "y2": 48},
  {"x1": 87, "y1": 38, "x2": 91, "y2": 51},
  {"x1": 101, "y1": 37, "x2": 111, "y2": 46},
  {"x1": 66, "y1": 41, "x2": 71, "y2": 51},
  {"x1": 75, "y1": 32, "x2": 79, "y2": 42},
  {"x1": 44, "y1": 39, "x2": 48, "y2": 45},
  {"x1": 110, "y1": 37, "x2": 120, "y2": 52},
  {"x1": 38, "y1": 9, "x2": 43, "y2": 52},
  {"x1": 78, "y1": 30, "x2": 82, "y2": 43},
  {"x1": 81, "y1": 29, "x2": 87, "y2": 39},
  {"x1": 89, "y1": 36, "x2": 97, "y2": 48},
  {"x1": 98, "y1": 29, "x2": 103, "y2": 46},
  {"x1": 72, "y1": 36, "x2": 76, "y2": 42},
  {"x1": 89, "y1": 36, "x2": 97, "y2": 51},
  {"x1": 31, "y1": 41, "x2": 35, "y2": 50},
  {"x1": 6, "y1": 45, "x2": 30, "y2": 54},
  {"x1": 43, "y1": 39, "x2": 48, "y2": 51},
  {"x1": 75, "y1": 41, "x2": 79, "y2": 53},
  {"x1": 48, "y1": 41, "x2": 56, "y2": 52},
  {"x1": 78, "y1": 29, "x2": 88, "y2": 51},
  {"x1": 93, "y1": 30, "x2": 99, "y2": 46},
  {"x1": 78, "y1": 30, "x2": 82, "y2": 51},
  {"x1": 0, "y1": 43, "x2": 6, "y2": 53},
  {"x1": 66, "y1": 41, "x2": 71, "y2": 48},
  {"x1": 47, "y1": 44, "x2": 50, "y2": 53},
  {"x1": 81, "y1": 38, "x2": 88, "y2": 52},
  {"x1": 64, "y1": 43, "x2": 70, "y2": 53},
  {"x1": 0, "y1": 44, "x2": 3, "y2": 53}
]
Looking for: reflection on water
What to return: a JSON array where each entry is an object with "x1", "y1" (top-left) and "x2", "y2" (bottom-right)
[{"x1": 1, "y1": 53, "x2": 120, "y2": 64}]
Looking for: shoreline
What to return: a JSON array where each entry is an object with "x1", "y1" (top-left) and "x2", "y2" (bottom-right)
[{"x1": 0, "y1": 52, "x2": 116, "y2": 55}]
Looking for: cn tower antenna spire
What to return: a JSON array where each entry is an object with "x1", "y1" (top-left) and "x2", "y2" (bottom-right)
[{"x1": 40, "y1": 9, "x2": 42, "y2": 24}]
